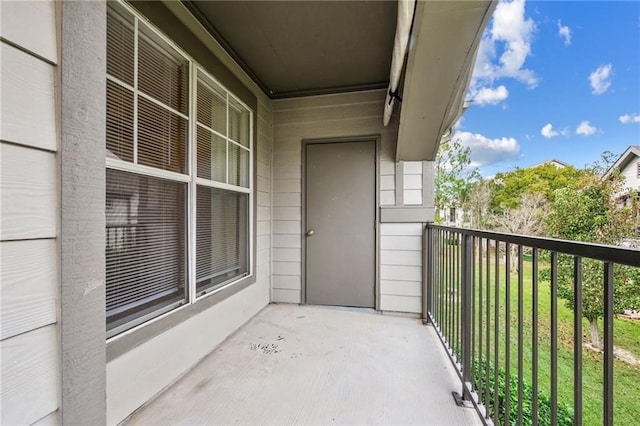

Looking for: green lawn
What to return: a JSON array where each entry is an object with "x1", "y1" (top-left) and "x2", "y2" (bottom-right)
[{"x1": 437, "y1": 253, "x2": 640, "y2": 424}]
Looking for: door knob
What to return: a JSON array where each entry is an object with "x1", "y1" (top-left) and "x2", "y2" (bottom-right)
[{"x1": 306, "y1": 229, "x2": 315, "y2": 236}]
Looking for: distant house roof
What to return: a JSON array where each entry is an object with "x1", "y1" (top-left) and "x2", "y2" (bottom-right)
[
  {"x1": 603, "y1": 145, "x2": 640, "y2": 178},
  {"x1": 527, "y1": 158, "x2": 570, "y2": 169}
]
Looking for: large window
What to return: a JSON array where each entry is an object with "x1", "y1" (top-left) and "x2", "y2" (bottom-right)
[{"x1": 106, "y1": 2, "x2": 252, "y2": 338}]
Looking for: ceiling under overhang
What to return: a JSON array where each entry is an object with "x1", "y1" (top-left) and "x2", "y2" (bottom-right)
[
  {"x1": 182, "y1": 0, "x2": 496, "y2": 161},
  {"x1": 184, "y1": 0, "x2": 397, "y2": 99}
]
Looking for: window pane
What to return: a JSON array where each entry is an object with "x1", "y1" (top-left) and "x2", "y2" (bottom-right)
[
  {"x1": 229, "y1": 143, "x2": 249, "y2": 188},
  {"x1": 138, "y1": 27, "x2": 189, "y2": 115},
  {"x1": 229, "y1": 98, "x2": 249, "y2": 147},
  {"x1": 106, "y1": 80, "x2": 134, "y2": 162},
  {"x1": 138, "y1": 96, "x2": 187, "y2": 173},
  {"x1": 197, "y1": 79, "x2": 226, "y2": 135},
  {"x1": 106, "y1": 169, "x2": 187, "y2": 333},
  {"x1": 107, "y1": 8, "x2": 134, "y2": 86},
  {"x1": 196, "y1": 186, "x2": 248, "y2": 293},
  {"x1": 197, "y1": 126, "x2": 226, "y2": 182}
]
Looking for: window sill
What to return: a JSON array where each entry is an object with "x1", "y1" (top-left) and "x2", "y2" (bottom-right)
[{"x1": 106, "y1": 273, "x2": 257, "y2": 361}]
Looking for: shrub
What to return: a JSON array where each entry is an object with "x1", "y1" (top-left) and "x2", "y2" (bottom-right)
[{"x1": 473, "y1": 360, "x2": 573, "y2": 425}]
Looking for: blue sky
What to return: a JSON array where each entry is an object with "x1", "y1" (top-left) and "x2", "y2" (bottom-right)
[{"x1": 455, "y1": 0, "x2": 640, "y2": 177}]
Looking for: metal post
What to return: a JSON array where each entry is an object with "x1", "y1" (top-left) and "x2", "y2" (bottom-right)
[
  {"x1": 461, "y1": 234, "x2": 473, "y2": 400},
  {"x1": 603, "y1": 262, "x2": 614, "y2": 426},
  {"x1": 423, "y1": 224, "x2": 433, "y2": 324}
]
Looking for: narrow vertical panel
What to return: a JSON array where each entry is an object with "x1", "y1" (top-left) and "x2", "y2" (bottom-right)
[{"x1": 60, "y1": 1, "x2": 107, "y2": 423}]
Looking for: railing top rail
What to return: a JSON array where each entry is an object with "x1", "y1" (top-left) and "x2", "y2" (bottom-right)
[{"x1": 427, "y1": 224, "x2": 640, "y2": 267}]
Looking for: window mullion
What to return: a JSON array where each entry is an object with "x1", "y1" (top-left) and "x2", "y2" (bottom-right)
[
  {"x1": 188, "y1": 62, "x2": 197, "y2": 304},
  {"x1": 226, "y1": 92, "x2": 230, "y2": 184},
  {"x1": 133, "y1": 16, "x2": 139, "y2": 164}
]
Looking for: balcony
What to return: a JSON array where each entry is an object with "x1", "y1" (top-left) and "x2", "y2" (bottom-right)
[
  {"x1": 426, "y1": 225, "x2": 640, "y2": 426},
  {"x1": 123, "y1": 225, "x2": 639, "y2": 426},
  {"x1": 124, "y1": 304, "x2": 481, "y2": 425}
]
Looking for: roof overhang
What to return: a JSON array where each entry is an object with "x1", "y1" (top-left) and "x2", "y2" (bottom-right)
[
  {"x1": 396, "y1": 1, "x2": 496, "y2": 161},
  {"x1": 604, "y1": 145, "x2": 640, "y2": 179}
]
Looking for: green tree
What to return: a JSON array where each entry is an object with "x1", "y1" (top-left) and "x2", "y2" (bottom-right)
[
  {"x1": 434, "y1": 139, "x2": 479, "y2": 224},
  {"x1": 544, "y1": 171, "x2": 639, "y2": 349},
  {"x1": 489, "y1": 163, "x2": 589, "y2": 212}
]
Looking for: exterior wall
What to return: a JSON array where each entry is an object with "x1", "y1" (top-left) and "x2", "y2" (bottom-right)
[
  {"x1": 620, "y1": 155, "x2": 640, "y2": 192},
  {"x1": 271, "y1": 90, "x2": 398, "y2": 304},
  {"x1": 104, "y1": 4, "x2": 274, "y2": 424},
  {"x1": 0, "y1": 1, "x2": 61, "y2": 425},
  {"x1": 106, "y1": 97, "x2": 272, "y2": 426},
  {"x1": 379, "y1": 223, "x2": 423, "y2": 313}
]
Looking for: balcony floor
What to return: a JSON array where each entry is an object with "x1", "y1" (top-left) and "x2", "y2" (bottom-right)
[{"x1": 125, "y1": 304, "x2": 480, "y2": 425}]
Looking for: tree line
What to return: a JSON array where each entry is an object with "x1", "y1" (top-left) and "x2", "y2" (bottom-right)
[{"x1": 435, "y1": 140, "x2": 640, "y2": 349}]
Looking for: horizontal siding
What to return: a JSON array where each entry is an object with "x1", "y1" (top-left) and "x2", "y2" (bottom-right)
[
  {"x1": 0, "y1": 0, "x2": 57, "y2": 63},
  {"x1": 403, "y1": 161, "x2": 423, "y2": 206},
  {"x1": 271, "y1": 89, "x2": 398, "y2": 304},
  {"x1": 0, "y1": 239, "x2": 58, "y2": 340},
  {"x1": 379, "y1": 223, "x2": 422, "y2": 314},
  {"x1": 271, "y1": 288, "x2": 301, "y2": 304},
  {"x1": 0, "y1": 6, "x2": 60, "y2": 424},
  {"x1": 0, "y1": 143, "x2": 58, "y2": 241},
  {"x1": 32, "y1": 410, "x2": 59, "y2": 426},
  {"x1": 0, "y1": 325, "x2": 59, "y2": 425},
  {"x1": 256, "y1": 96, "x2": 272, "y2": 302},
  {"x1": 380, "y1": 295, "x2": 422, "y2": 313},
  {"x1": 0, "y1": 43, "x2": 57, "y2": 151}
]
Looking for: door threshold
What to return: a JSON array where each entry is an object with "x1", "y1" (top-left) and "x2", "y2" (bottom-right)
[{"x1": 307, "y1": 304, "x2": 379, "y2": 315}]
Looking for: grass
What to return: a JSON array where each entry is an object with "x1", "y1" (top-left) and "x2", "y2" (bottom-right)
[{"x1": 434, "y1": 250, "x2": 640, "y2": 425}]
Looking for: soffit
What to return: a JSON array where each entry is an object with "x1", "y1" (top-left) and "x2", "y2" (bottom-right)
[{"x1": 184, "y1": 0, "x2": 397, "y2": 98}]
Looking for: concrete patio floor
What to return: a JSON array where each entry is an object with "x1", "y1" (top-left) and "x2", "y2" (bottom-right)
[{"x1": 125, "y1": 304, "x2": 481, "y2": 425}]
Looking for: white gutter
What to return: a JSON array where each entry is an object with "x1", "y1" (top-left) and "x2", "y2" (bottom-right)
[{"x1": 383, "y1": 0, "x2": 416, "y2": 127}]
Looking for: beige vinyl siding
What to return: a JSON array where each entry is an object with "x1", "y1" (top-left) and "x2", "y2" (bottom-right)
[
  {"x1": 106, "y1": 89, "x2": 273, "y2": 426},
  {"x1": 621, "y1": 157, "x2": 640, "y2": 190},
  {"x1": 403, "y1": 161, "x2": 423, "y2": 205},
  {"x1": 271, "y1": 89, "x2": 398, "y2": 304},
  {"x1": 0, "y1": 2, "x2": 60, "y2": 424},
  {"x1": 379, "y1": 223, "x2": 423, "y2": 313}
]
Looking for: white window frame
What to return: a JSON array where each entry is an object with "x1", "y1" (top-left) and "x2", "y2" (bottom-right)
[{"x1": 106, "y1": 0, "x2": 254, "y2": 340}]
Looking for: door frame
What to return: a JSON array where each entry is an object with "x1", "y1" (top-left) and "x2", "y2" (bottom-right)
[{"x1": 301, "y1": 135, "x2": 381, "y2": 310}]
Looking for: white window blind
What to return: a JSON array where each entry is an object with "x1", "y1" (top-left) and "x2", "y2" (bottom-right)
[
  {"x1": 106, "y1": 170, "x2": 186, "y2": 333},
  {"x1": 106, "y1": 2, "x2": 252, "y2": 337}
]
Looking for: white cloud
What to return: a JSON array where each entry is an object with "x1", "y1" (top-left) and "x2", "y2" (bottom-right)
[
  {"x1": 576, "y1": 121, "x2": 597, "y2": 136},
  {"x1": 471, "y1": 85, "x2": 509, "y2": 105},
  {"x1": 541, "y1": 123, "x2": 558, "y2": 138},
  {"x1": 619, "y1": 113, "x2": 640, "y2": 124},
  {"x1": 472, "y1": 0, "x2": 538, "y2": 88},
  {"x1": 540, "y1": 123, "x2": 568, "y2": 138},
  {"x1": 557, "y1": 20, "x2": 571, "y2": 46},
  {"x1": 588, "y1": 64, "x2": 612, "y2": 95},
  {"x1": 455, "y1": 131, "x2": 520, "y2": 167}
]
